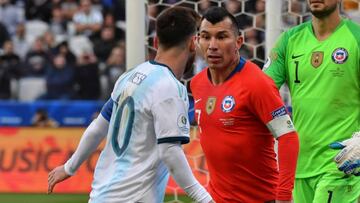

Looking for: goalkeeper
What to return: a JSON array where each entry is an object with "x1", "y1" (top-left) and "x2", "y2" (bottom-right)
[{"x1": 264, "y1": 0, "x2": 360, "y2": 202}]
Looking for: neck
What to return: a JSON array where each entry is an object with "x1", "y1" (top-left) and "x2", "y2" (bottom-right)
[
  {"x1": 154, "y1": 48, "x2": 188, "y2": 80},
  {"x1": 209, "y1": 56, "x2": 240, "y2": 85},
  {"x1": 312, "y1": 9, "x2": 341, "y2": 41}
]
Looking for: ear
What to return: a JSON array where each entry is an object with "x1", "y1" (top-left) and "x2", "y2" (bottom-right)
[
  {"x1": 195, "y1": 33, "x2": 200, "y2": 45},
  {"x1": 153, "y1": 36, "x2": 159, "y2": 50},
  {"x1": 235, "y1": 35, "x2": 243, "y2": 51},
  {"x1": 189, "y1": 36, "x2": 196, "y2": 52}
]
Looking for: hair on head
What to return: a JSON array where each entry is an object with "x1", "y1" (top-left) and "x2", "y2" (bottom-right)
[
  {"x1": 156, "y1": 6, "x2": 200, "y2": 49},
  {"x1": 202, "y1": 6, "x2": 239, "y2": 35}
]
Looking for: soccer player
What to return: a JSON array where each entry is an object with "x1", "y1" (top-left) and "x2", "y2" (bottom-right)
[
  {"x1": 264, "y1": 0, "x2": 360, "y2": 202},
  {"x1": 191, "y1": 7, "x2": 299, "y2": 203},
  {"x1": 47, "y1": 7, "x2": 214, "y2": 203}
]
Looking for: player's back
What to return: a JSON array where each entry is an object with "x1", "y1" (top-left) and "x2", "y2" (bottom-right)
[{"x1": 89, "y1": 61, "x2": 188, "y2": 203}]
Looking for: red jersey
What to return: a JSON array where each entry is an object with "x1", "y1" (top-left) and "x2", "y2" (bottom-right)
[{"x1": 190, "y1": 58, "x2": 296, "y2": 202}]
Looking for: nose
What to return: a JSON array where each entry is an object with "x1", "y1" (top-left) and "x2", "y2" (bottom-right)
[{"x1": 208, "y1": 37, "x2": 218, "y2": 51}]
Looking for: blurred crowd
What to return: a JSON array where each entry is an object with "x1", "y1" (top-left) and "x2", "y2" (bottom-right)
[
  {"x1": 146, "y1": 0, "x2": 267, "y2": 70},
  {"x1": 0, "y1": 0, "x2": 126, "y2": 100},
  {"x1": 0, "y1": 0, "x2": 358, "y2": 101}
]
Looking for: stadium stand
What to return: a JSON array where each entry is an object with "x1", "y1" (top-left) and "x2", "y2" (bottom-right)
[{"x1": 0, "y1": 1, "x2": 359, "y2": 202}]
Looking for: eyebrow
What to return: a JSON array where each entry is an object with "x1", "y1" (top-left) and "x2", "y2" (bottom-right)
[{"x1": 199, "y1": 30, "x2": 229, "y2": 35}]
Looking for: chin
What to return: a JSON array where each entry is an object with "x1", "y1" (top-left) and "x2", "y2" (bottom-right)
[
  {"x1": 208, "y1": 63, "x2": 219, "y2": 70},
  {"x1": 310, "y1": 6, "x2": 324, "y2": 12}
]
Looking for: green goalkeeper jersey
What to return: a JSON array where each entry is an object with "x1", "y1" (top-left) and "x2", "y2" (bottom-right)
[{"x1": 264, "y1": 19, "x2": 360, "y2": 178}]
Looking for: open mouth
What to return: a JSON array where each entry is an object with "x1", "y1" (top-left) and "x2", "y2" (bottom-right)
[
  {"x1": 208, "y1": 55, "x2": 221, "y2": 59},
  {"x1": 310, "y1": 0, "x2": 324, "y2": 4},
  {"x1": 207, "y1": 55, "x2": 221, "y2": 63}
]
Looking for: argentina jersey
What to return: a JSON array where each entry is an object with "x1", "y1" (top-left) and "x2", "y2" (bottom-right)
[{"x1": 89, "y1": 61, "x2": 190, "y2": 203}]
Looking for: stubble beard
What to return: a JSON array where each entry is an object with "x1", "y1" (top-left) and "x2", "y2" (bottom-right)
[
  {"x1": 183, "y1": 52, "x2": 196, "y2": 76},
  {"x1": 310, "y1": 3, "x2": 337, "y2": 19}
]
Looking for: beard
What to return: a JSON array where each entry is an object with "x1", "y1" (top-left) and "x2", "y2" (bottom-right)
[
  {"x1": 183, "y1": 52, "x2": 196, "y2": 76},
  {"x1": 310, "y1": 3, "x2": 337, "y2": 19}
]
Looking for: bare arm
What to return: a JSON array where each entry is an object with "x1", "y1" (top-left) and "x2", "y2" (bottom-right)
[
  {"x1": 47, "y1": 115, "x2": 109, "y2": 193},
  {"x1": 159, "y1": 142, "x2": 214, "y2": 203}
]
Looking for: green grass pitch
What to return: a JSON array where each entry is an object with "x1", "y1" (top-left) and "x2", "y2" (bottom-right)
[{"x1": 0, "y1": 193, "x2": 193, "y2": 203}]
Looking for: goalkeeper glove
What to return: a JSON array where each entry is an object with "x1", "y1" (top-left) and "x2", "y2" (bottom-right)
[{"x1": 329, "y1": 131, "x2": 360, "y2": 176}]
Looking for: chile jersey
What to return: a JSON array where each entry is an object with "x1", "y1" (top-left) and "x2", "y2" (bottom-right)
[
  {"x1": 264, "y1": 19, "x2": 360, "y2": 178},
  {"x1": 190, "y1": 57, "x2": 295, "y2": 202}
]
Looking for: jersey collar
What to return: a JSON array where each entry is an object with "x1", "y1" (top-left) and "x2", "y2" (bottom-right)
[
  {"x1": 207, "y1": 56, "x2": 246, "y2": 82},
  {"x1": 149, "y1": 60, "x2": 176, "y2": 78},
  {"x1": 226, "y1": 57, "x2": 246, "y2": 80},
  {"x1": 309, "y1": 18, "x2": 345, "y2": 41}
]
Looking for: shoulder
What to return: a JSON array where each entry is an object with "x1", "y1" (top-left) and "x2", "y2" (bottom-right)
[
  {"x1": 344, "y1": 18, "x2": 360, "y2": 30},
  {"x1": 150, "y1": 67, "x2": 186, "y2": 100},
  {"x1": 344, "y1": 19, "x2": 360, "y2": 46},
  {"x1": 278, "y1": 21, "x2": 310, "y2": 44},
  {"x1": 244, "y1": 61, "x2": 277, "y2": 90},
  {"x1": 152, "y1": 77, "x2": 187, "y2": 107},
  {"x1": 287, "y1": 21, "x2": 310, "y2": 35},
  {"x1": 156, "y1": 74, "x2": 182, "y2": 92},
  {"x1": 243, "y1": 60, "x2": 264, "y2": 75},
  {"x1": 190, "y1": 68, "x2": 208, "y2": 88}
]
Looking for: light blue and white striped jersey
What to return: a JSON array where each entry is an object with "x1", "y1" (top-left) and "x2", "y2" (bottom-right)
[{"x1": 90, "y1": 61, "x2": 190, "y2": 203}]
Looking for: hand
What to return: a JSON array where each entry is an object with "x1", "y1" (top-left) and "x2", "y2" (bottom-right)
[
  {"x1": 47, "y1": 165, "x2": 71, "y2": 194},
  {"x1": 329, "y1": 132, "x2": 360, "y2": 176}
]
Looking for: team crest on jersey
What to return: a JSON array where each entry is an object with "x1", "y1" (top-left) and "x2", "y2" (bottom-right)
[
  {"x1": 311, "y1": 51, "x2": 323, "y2": 68},
  {"x1": 221, "y1": 96, "x2": 235, "y2": 113},
  {"x1": 177, "y1": 114, "x2": 189, "y2": 133},
  {"x1": 206, "y1": 97, "x2": 216, "y2": 115},
  {"x1": 331, "y1": 48, "x2": 348, "y2": 64}
]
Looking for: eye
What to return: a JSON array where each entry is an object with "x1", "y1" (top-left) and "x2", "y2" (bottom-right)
[
  {"x1": 200, "y1": 34, "x2": 210, "y2": 40},
  {"x1": 217, "y1": 34, "x2": 226, "y2": 40}
]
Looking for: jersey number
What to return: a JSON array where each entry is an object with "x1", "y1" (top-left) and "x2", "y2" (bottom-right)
[
  {"x1": 327, "y1": 190, "x2": 333, "y2": 203},
  {"x1": 294, "y1": 61, "x2": 301, "y2": 83},
  {"x1": 195, "y1": 109, "x2": 202, "y2": 133},
  {"x1": 111, "y1": 96, "x2": 135, "y2": 157}
]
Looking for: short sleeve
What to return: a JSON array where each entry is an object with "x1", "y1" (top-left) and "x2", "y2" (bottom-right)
[
  {"x1": 263, "y1": 32, "x2": 288, "y2": 89},
  {"x1": 152, "y1": 96, "x2": 190, "y2": 145},
  {"x1": 100, "y1": 98, "x2": 113, "y2": 122},
  {"x1": 248, "y1": 75, "x2": 295, "y2": 138}
]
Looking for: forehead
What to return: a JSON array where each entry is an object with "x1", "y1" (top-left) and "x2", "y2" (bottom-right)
[
  {"x1": 307, "y1": 0, "x2": 338, "y2": 4},
  {"x1": 199, "y1": 18, "x2": 234, "y2": 34}
]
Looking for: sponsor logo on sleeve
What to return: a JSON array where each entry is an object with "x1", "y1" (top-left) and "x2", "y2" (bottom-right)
[
  {"x1": 263, "y1": 51, "x2": 277, "y2": 70},
  {"x1": 271, "y1": 106, "x2": 287, "y2": 118},
  {"x1": 286, "y1": 119, "x2": 294, "y2": 129},
  {"x1": 263, "y1": 56, "x2": 271, "y2": 70},
  {"x1": 177, "y1": 114, "x2": 189, "y2": 134}
]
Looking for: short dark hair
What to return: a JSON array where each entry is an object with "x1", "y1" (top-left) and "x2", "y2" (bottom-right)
[
  {"x1": 202, "y1": 6, "x2": 239, "y2": 35},
  {"x1": 156, "y1": 6, "x2": 200, "y2": 49}
]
